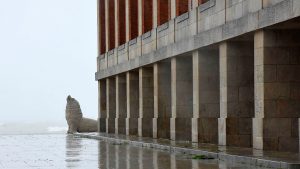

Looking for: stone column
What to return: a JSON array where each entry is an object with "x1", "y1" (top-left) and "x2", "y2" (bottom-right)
[
  {"x1": 218, "y1": 42, "x2": 227, "y2": 146},
  {"x1": 106, "y1": 77, "x2": 116, "y2": 133},
  {"x1": 125, "y1": 0, "x2": 130, "y2": 42},
  {"x1": 115, "y1": 76, "x2": 119, "y2": 134},
  {"x1": 99, "y1": 79, "x2": 107, "y2": 133},
  {"x1": 138, "y1": 67, "x2": 154, "y2": 137},
  {"x1": 218, "y1": 41, "x2": 254, "y2": 147},
  {"x1": 116, "y1": 74, "x2": 127, "y2": 135},
  {"x1": 253, "y1": 30, "x2": 300, "y2": 152},
  {"x1": 171, "y1": 56, "x2": 193, "y2": 141},
  {"x1": 138, "y1": 0, "x2": 143, "y2": 36},
  {"x1": 253, "y1": 30, "x2": 265, "y2": 150},
  {"x1": 153, "y1": 0, "x2": 158, "y2": 28},
  {"x1": 98, "y1": 81, "x2": 101, "y2": 132},
  {"x1": 192, "y1": 0, "x2": 199, "y2": 9},
  {"x1": 126, "y1": 71, "x2": 139, "y2": 135},
  {"x1": 105, "y1": 0, "x2": 109, "y2": 52},
  {"x1": 171, "y1": 0, "x2": 176, "y2": 19},
  {"x1": 193, "y1": 49, "x2": 219, "y2": 144},
  {"x1": 153, "y1": 61, "x2": 172, "y2": 139},
  {"x1": 192, "y1": 51, "x2": 200, "y2": 142},
  {"x1": 115, "y1": 0, "x2": 119, "y2": 47}
]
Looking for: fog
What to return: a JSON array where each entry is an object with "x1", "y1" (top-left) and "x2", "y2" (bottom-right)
[{"x1": 0, "y1": 0, "x2": 98, "y2": 127}]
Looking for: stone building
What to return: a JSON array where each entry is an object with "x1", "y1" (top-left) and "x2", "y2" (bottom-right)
[{"x1": 96, "y1": 0, "x2": 300, "y2": 153}]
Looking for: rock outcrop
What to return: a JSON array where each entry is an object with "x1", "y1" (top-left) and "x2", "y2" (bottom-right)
[{"x1": 65, "y1": 95, "x2": 98, "y2": 133}]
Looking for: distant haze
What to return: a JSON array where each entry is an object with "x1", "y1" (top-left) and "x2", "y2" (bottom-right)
[{"x1": 0, "y1": 0, "x2": 97, "y2": 125}]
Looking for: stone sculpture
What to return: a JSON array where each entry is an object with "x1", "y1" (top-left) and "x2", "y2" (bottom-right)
[{"x1": 65, "y1": 95, "x2": 98, "y2": 133}]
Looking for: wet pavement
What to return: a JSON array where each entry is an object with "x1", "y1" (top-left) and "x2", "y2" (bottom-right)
[
  {"x1": 0, "y1": 134, "x2": 270, "y2": 169},
  {"x1": 77, "y1": 133, "x2": 300, "y2": 166}
]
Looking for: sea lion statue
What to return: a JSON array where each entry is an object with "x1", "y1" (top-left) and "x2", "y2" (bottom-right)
[{"x1": 65, "y1": 95, "x2": 98, "y2": 133}]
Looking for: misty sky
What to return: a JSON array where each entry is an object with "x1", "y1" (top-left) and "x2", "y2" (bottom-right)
[{"x1": 0, "y1": 0, "x2": 98, "y2": 123}]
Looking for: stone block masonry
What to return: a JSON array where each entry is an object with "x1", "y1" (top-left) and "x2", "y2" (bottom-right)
[{"x1": 97, "y1": 0, "x2": 300, "y2": 153}]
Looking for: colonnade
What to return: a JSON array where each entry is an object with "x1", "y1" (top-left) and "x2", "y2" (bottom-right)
[{"x1": 98, "y1": 29, "x2": 300, "y2": 153}]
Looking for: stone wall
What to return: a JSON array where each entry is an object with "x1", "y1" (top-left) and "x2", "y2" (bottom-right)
[
  {"x1": 196, "y1": 49, "x2": 219, "y2": 144},
  {"x1": 154, "y1": 61, "x2": 172, "y2": 139},
  {"x1": 254, "y1": 29, "x2": 300, "y2": 152},
  {"x1": 139, "y1": 66, "x2": 154, "y2": 137},
  {"x1": 219, "y1": 39, "x2": 254, "y2": 147},
  {"x1": 116, "y1": 74, "x2": 127, "y2": 135}
]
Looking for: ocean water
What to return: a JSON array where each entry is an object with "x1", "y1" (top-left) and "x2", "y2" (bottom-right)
[{"x1": 0, "y1": 122, "x2": 67, "y2": 135}]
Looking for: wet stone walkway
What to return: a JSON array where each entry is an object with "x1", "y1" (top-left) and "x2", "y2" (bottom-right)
[{"x1": 0, "y1": 134, "x2": 270, "y2": 169}]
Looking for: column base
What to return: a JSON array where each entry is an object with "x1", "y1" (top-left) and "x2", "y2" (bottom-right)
[
  {"x1": 194, "y1": 117, "x2": 218, "y2": 144},
  {"x1": 126, "y1": 118, "x2": 138, "y2": 135},
  {"x1": 153, "y1": 118, "x2": 157, "y2": 139},
  {"x1": 192, "y1": 118, "x2": 198, "y2": 142},
  {"x1": 253, "y1": 117, "x2": 263, "y2": 150},
  {"x1": 138, "y1": 118, "x2": 153, "y2": 137},
  {"x1": 218, "y1": 118, "x2": 226, "y2": 146},
  {"x1": 116, "y1": 118, "x2": 126, "y2": 135},
  {"x1": 99, "y1": 117, "x2": 106, "y2": 133},
  {"x1": 170, "y1": 117, "x2": 191, "y2": 141},
  {"x1": 219, "y1": 117, "x2": 253, "y2": 147},
  {"x1": 156, "y1": 117, "x2": 170, "y2": 139},
  {"x1": 106, "y1": 118, "x2": 115, "y2": 133}
]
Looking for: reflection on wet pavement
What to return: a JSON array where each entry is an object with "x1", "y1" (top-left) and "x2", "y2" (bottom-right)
[{"x1": 0, "y1": 134, "x2": 267, "y2": 169}]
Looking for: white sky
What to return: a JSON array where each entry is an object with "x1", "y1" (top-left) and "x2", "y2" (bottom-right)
[{"x1": 0, "y1": 0, "x2": 98, "y2": 123}]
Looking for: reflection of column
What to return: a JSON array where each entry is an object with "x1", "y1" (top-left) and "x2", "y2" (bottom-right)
[
  {"x1": 98, "y1": 141, "x2": 107, "y2": 169},
  {"x1": 192, "y1": 160, "x2": 199, "y2": 169},
  {"x1": 155, "y1": 150, "x2": 171, "y2": 169},
  {"x1": 170, "y1": 154, "x2": 176, "y2": 169},
  {"x1": 115, "y1": 145, "x2": 119, "y2": 169},
  {"x1": 106, "y1": 143, "x2": 110, "y2": 169},
  {"x1": 65, "y1": 135, "x2": 82, "y2": 168},
  {"x1": 138, "y1": 149, "x2": 143, "y2": 169},
  {"x1": 153, "y1": 151, "x2": 158, "y2": 169},
  {"x1": 125, "y1": 145, "x2": 139, "y2": 169},
  {"x1": 126, "y1": 146, "x2": 130, "y2": 169}
]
